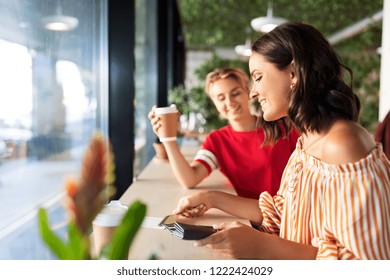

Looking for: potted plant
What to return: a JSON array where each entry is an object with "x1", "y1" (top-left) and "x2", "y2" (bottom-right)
[{"x1": 38, "y1": 133, "x2": 146, "y2": 260}]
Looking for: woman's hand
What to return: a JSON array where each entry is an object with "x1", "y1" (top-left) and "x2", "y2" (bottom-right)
[
  {"x1": 172, "y1": 191, "x2": 213, "y2": 217},
  {"x1": 194, "y1": 221, "x2": 263, "y2": 259},
  {"x1": 148, "y1": 105, "x2": 161, "y2": 137},
  {"x1": 148, "y1": 105, "x2": 181, "y2": 138},
  {"x1": 194, "y1": 221, "x2": 318, "y2": 259}
]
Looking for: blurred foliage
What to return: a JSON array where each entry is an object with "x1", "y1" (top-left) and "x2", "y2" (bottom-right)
[
  {"x1": 177, "y1": 0, "x2": 383, "y2": 49},
  {"x1": 169, "y1": 85, "x2": 228, "y2": 133},
  {"x1": 338, "y1": 47, "x2": 381, "y2": 132},
  {"x1": 38, "y1": 201, "x2": 146, "y2": 260},
  {"x1": 38, "y1": 134, "x2": 147, "y2": 260},
  {"x1": 177, "y1": 0, "x2": 383, "y2": 132}
]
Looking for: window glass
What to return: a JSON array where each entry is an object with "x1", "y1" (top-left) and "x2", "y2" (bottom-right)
[
  {"x1": 134, "y1": 0, "x2": 158, "y2": 177},
  {"x1": 0, "y1": 0, "x2": 108, "y2": 259}
]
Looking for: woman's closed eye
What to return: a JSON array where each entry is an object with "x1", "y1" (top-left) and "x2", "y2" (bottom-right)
[
  {"x1": 232, "y1": 90, "x2": 240, "y2": 97},
  {"x1": 216, "y1": 95, "x2": 225, "y2": 101}
]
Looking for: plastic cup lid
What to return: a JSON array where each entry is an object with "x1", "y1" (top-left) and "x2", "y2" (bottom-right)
[
  {"x1": 92, "y1": 200, "x2": 128, "y2": 227},
  {"x1": 155, "y1": 104, "x2": 177, "y2": 115}
]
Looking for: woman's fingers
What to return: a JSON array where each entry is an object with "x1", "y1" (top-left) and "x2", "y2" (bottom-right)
[
  {"x1": 194, "y1": 222, "x2": 259, "y2": 259},
  {"x1": 148, "y1": 105, "x2": 157, "y2": 119},
  {"x1": 173, "y1": 196, "x2": 192, "y2": 214},
  {"x1": 148, "y1": 106, "x2": 161, "y2": 135},
  {"x1": 172, "y1": 192, "x2": 210, "y2": 217},
  {"x1": 152, "y1": 122, "x2": 161, "y2": 134},
  {"x1": 183, "y1": 203, "x2": 207, "y2": 217},
  {"x1": 173, "y1": 202, "x2": 207, "y2": 218},
  {"x1": 194, "y1": 227, "x2": 226, "y2": 247},
  {"x1": 212, "y1": 222, "x2": 227, "y2": 230}
]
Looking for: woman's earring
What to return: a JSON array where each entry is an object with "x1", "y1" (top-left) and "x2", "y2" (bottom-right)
[{"x1": 290, "y1": 83, "x2": 295, "y2": 90}]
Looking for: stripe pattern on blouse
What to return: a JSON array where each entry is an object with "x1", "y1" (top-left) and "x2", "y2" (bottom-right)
[{"x1": 259, "y1": 142, "x2": 390, "y2": 260}]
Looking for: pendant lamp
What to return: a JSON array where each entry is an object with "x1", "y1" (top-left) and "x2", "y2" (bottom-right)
[{"x1": 251, "y1": 0, "x2": 287, "y2": 33}]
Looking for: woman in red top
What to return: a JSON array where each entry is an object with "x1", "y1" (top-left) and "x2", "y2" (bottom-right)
[{"x1": 149, "y1": 67, "x2": 299, "y2": 199}]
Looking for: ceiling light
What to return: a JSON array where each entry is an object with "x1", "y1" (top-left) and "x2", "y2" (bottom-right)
[
  {"x1": 234, "y1": 37, "x2": 252, "y2": 57},
  {"x1": 42, "y1": 6, "x2": 79, "y2": 31},
  {"x1": 251, "y1": 0, "x2": 287, "y2": 33}
]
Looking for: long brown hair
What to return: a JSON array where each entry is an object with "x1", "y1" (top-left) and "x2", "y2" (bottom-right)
[{"x1": 252, "y1": 22, "x2": 361, "y2": 145}]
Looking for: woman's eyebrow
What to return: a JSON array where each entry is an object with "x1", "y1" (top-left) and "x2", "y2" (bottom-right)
[
  {"x1": 214, "y1": 92, "x2": 225, "y2": 98},
  {"x1": 215, "y1": 86, "x2": 242, "y2": 96},
  {"x1": 230, "y1": 86, "x2": 241, "y2": 91}
]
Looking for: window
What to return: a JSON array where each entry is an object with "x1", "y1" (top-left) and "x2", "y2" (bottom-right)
[
  {"x1": 0, "y1": 0, "x2": 183, "y2": 260},
  {"x1": 133, "y1": 0, "x2": 186, "y2": 177},
  {"x1": 134, "y1": 0, "x2": 159, "y2": 177},
  {"x1": 0, "y1": 0, "x2": 108, "y2": 259}
]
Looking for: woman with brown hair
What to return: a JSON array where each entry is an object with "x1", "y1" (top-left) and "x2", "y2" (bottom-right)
[{"x1": 173, "y1": 22, "x2": 390, "y2": 260}]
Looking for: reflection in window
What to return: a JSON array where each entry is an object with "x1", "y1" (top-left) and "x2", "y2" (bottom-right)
[
  {"x1": 134, "y1": 0, "x2": 158, "y2": 177},
  {"x1": 57, "y1": 60, "x2": 88, "y2": 123},
  {"x1": 0, "y1": 39, "x2": 33, "y2": 130},
  {"x1": 0, "y1": 0, "x2": 108, "y2": 259}
]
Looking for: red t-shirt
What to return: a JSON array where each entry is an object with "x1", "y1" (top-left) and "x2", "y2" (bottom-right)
[{"x1": 194, "y1": 125, "x2": 299, "y2": 199}]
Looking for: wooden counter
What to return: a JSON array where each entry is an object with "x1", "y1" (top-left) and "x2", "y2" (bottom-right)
[{"x1": 119, "y1": 143, "x2": 248, "y2": 260}]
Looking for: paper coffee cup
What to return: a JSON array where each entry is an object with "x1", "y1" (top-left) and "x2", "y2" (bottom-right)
[
  {"x1": 155, "y1": 104, "x2": 178, "y2": 142},
  {"x1": 92, "y1": 200, "x2": 128, "y2": 256}
]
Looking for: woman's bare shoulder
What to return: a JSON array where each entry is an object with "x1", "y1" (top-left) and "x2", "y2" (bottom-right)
[{"x1": 321, "y1": 120, "x2": 376, "y2": 164}]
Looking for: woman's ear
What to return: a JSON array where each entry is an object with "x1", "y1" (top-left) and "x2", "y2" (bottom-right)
[{"x1": 289, "y1": 60, "x2": 298, "y2": 85}]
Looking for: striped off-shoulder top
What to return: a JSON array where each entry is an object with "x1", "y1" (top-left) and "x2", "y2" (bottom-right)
[{"x1": 259, "y1": 138, "x2": 390, "y2": 259}]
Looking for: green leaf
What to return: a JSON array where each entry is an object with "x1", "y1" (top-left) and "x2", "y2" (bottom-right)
[
  {"x1": 67, "y1": 222, "x2": 91, "y2": 260},
  {"x1": 39, "y1": 208, "x2": 92, "y2": 260},
  {"x1": 106, "y1": 200, "x2": 146, "y2": 260},
  {"x1": 38, "y1": 208, "x2": 68, "y2": 259}
]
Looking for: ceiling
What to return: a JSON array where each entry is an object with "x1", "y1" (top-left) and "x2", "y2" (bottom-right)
[
  {"x1": 177, "y1": 0, "x2": 384, "y2": 132},
  {"x1": 177, "y1": 0, "x2": 384, "y2": 50}
]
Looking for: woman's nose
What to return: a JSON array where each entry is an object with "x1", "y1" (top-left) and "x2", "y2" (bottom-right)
[
  {"x1": 226, "y1": 95, "x2": 234, "y2": 105},
  {"x1": 249, "y1": 87, "x2": 258, "y2": 100}
]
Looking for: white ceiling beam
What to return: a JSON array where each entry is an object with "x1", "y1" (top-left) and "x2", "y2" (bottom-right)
[{"x1": 327, "y1": 10, "x2": 383, "y2": 45}]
